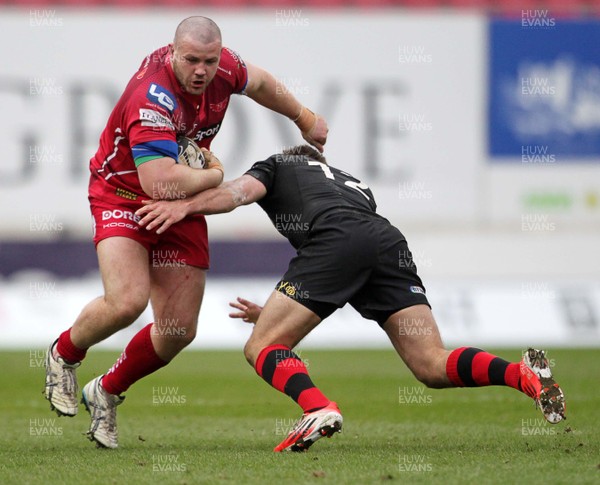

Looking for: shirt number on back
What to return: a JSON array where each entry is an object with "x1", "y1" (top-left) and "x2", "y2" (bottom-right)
[{"x1": 308, "y1": 161, "x2": 371, "y2": 200}]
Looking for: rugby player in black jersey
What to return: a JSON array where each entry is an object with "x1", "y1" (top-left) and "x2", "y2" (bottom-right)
[{"x1": 136, "y1": 145, "x2": 566, "y2": 452}]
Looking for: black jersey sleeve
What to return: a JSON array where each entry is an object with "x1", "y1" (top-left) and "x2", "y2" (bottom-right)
[{"x1": 244, "y1": 155, "x2": 277, "y2": 193}]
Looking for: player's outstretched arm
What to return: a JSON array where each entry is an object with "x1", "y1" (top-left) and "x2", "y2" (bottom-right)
[
  {"x1": 136, "y1": 174, "x2": 267, "y2": 234},
  {"x1": 244, "y1": 63, "x2": 328, "y2": 152},
  {"x1": 229, "y1": 297, "x2": 263, "y2": 324}
]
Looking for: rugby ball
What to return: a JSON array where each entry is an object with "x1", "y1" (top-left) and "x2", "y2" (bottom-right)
[{"x1": 176, "y1": 136, "x2": 205, "y2": 169}]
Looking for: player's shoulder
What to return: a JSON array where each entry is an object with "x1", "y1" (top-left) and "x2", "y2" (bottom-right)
[
  {"x1": 134, "y1": 46, "x2": 170, "y2": 82},
  {"x1": 248, "y1": 154, "x2": 278, "y2": 171},
  {"x1": 123, "y1": 47, "x2": 179, "y2": 116},
  {"x1": 212, "y1": 47, "x2": 247, "y2": 90},
  {"x1": 220, "y1": 47, "x2": 246, "y2": 71}
]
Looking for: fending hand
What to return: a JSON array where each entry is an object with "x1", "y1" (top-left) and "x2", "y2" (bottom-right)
[{"x1": 228, "y1": 297, "x2": 263, "y2": 324}]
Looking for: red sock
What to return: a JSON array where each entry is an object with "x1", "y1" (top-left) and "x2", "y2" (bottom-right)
[
  {"x1": 56, "y1": 328, "x2": 87, "y2": 363},
  {"x1": 255, "y1": 345, "x2": 330, "y2": 413},
  {"x1": 446, "y1": 347, "x2": 520, "y2": 391},
  {"x1": 101, "y1": 323, "x2": 168, "y2": 395}
]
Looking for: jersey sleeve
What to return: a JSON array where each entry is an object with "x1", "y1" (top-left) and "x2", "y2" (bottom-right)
[
  {"x1": 244, "y1": 155, "x2": 278, "y2": 193},
  {"x1": 123, "y1": 84, "x2": 178, "y2": 167},
  {"x1": 220, "y1": 47, "x2": 248, "y2": 94}
]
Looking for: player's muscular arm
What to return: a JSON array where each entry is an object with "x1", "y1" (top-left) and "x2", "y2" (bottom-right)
[
  {"x1": 136, "y1": 175, "x2": 266, "y2": 234},
  {"x1": 244, "y1": 63, "x2": 328, "y2": 152},
  {"x1": 137, "y1": 156, "x2": 224, "y2": 199},
  {"x1": 191, "y1": 174, "x2": 267, "y2": 215}
]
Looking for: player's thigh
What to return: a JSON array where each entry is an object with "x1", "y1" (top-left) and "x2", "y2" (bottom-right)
[
  {"x1": 97, "y1": 236, "x2": 151, "y2": 313},
  {"x1": 148, "y1": 214, "x2": 209, "y2": 327},
  {"x1": 149, "y1": 265, "x2": 206, "y2": 329},
  {"x1": 245, "y1": 291, "x2": 322, "y2": 363}
]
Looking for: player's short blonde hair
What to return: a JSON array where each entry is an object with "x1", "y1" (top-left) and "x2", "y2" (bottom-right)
[{"x1": 282, "y1": 145, "x2": 327, "y2": 165}]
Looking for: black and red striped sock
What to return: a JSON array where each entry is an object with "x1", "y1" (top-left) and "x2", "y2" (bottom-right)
[
  {"x1": 446, "y1": 347, "x2": 521, "y2": 391},
  {"x1": 255, "y1": 345, "x2": 330, "y2": 413}
]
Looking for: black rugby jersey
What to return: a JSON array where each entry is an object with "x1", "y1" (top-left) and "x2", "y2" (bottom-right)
[{"x1": 245, "y1": 153, "x2": 378, "y2": 248}]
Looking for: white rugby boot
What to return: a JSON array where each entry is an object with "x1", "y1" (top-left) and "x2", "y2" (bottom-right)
[
  {"x1": 81, "y1": 376, "x2": 125, "y2": 449},
  {"x1": 44, "y1": 340, "x2": 80, "y2": 417}
]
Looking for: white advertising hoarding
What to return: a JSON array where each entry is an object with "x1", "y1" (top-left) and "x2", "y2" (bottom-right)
[{"x1": 0, "y1": 10, "x2": 485, "y2": 239}]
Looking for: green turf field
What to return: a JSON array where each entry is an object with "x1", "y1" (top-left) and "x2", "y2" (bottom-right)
[{"x1": 0, "y1": 348, "x2": 597, "y2": 484}]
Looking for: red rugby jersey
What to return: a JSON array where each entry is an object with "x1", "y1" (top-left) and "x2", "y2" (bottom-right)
[{"x1": 89, "y1": 46, "x2": 247, "y2": 203}]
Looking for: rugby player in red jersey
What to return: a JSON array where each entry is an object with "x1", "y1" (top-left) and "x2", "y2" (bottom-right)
[
  {"x1": 44, "y1": 16, "x2": 328, "y2": 449},
  {"x1": 136, "y1": 145, "x2": 566, "y2": 452}
]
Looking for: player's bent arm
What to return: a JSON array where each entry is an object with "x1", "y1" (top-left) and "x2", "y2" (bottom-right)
[
  {"x1": 185, "y1": 174, "x2": 267, "y2": 215},
  {"x1": 137, "y1": 156, "x2": 224, "y2": 200},
  {"x1": 136, "y1": 175, "x2": 266, "y2": 234},
  {"x1": 244, "y1": 64, "x2": 303, "y2": 121},
  {"x1": 244, "y1": 63, "x2": 328, "y2": 152}
]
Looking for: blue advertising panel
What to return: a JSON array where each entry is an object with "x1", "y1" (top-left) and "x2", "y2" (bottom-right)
[{"x1": 488, "y1": 19, "x2": 600, "y2": 159}]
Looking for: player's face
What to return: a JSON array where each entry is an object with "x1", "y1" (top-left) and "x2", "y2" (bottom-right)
[{"x1": 171, "y1": 37, "x2": 221, "y2": 95}]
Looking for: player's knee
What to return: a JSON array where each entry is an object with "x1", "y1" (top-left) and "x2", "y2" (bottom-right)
[
  {"x1": 178, "y1": 325, "x2": 197, "y2": 347},
  {"x1": 109, "y1": 294, "x2": 148, "y2": 327},
  {"x1": 243, "y1": 340, "x2": 259, "y2": 367}
]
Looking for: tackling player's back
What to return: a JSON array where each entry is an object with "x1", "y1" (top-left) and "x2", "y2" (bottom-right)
[{"x1": 246, "y1": 148, "x2": 378, "y2": 248}]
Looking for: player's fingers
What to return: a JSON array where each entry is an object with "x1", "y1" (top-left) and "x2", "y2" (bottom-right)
[
  {"x1": 228, "y1": 312, "x2": 246, "y2": 319},
  {"x1": 312, "y1": 139, "x2": 325, "y2": 152},
  {"x1": 237, "y1": 296, "x2": 250, "y2": 304},
  {"x1": 142, "y1": 211, "x2": 161, "y2": 230},
  {"x1": 146, "y1": 212, "x2": 169, "y2": 233},
  {"x1": 155, "y1": 217, "x2": 174, "y2": 235},
  {"x1": 139, "y1": 211, "x2": 160, "y2": 229},
  {"x1": 302, "y1": 133, "x2": 324, "y2": 153},
  {"x1": 135, "y1": 205, "x2": 152, "y2": 218}
]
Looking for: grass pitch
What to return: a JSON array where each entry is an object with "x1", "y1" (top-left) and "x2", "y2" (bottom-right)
[{"x1": 0, "y1": 348, "x2": 598, "y2": 484}]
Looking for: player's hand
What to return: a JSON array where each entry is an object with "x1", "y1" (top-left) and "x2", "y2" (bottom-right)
[
  {"x1": 301, "y1": 114, "x2": 328, "y2": 153},
  {"x1": 228, "y1": 297, "x2": 263, "y2": 324},
  {"x1": 136, "y1": 199, "x2": 188, "y2": 234},
  {"x1": 294, "y1": 107, "x2": 328, "y2": 153},
  {"x1": 200, "y1": 148, "x2": 225, "y2": 180}
]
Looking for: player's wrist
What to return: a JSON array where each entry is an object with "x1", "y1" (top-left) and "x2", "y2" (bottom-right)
[
  {"x1": 207, "y1": 162, "x2": 225, "y2": 178},
  {"x1": 202, "y1": 148, "x2": 225, "y2": 180},
  {"x1": 293, "y1": 106, "x2": 317, "y2": 134},
  {"x1": 183, "y1": 197, "x2": 196, "y2": 216}
]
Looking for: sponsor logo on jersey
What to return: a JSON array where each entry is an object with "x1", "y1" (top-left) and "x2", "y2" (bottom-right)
[
  {"x1": 136, "y1": 68, "x2": 148, "y2": 80},
  {"x1": 146, "y1": 83, "x2": 177, "y2": 113},
  {"x1": 210, "y1": 98, "x2": 229, "y2": 113},
  {"x1": 139, "y1": 108, "x2": 175, "y2": 131},
  {"x1": 193, "y1": 122, "x2": 221, "y2": 142},
  {"x1": 115, "y1": 187, "x2": 138, "y2": 201},
  {"x1": 410, "y1": 286, "x2": 425, "y2": 295}
]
